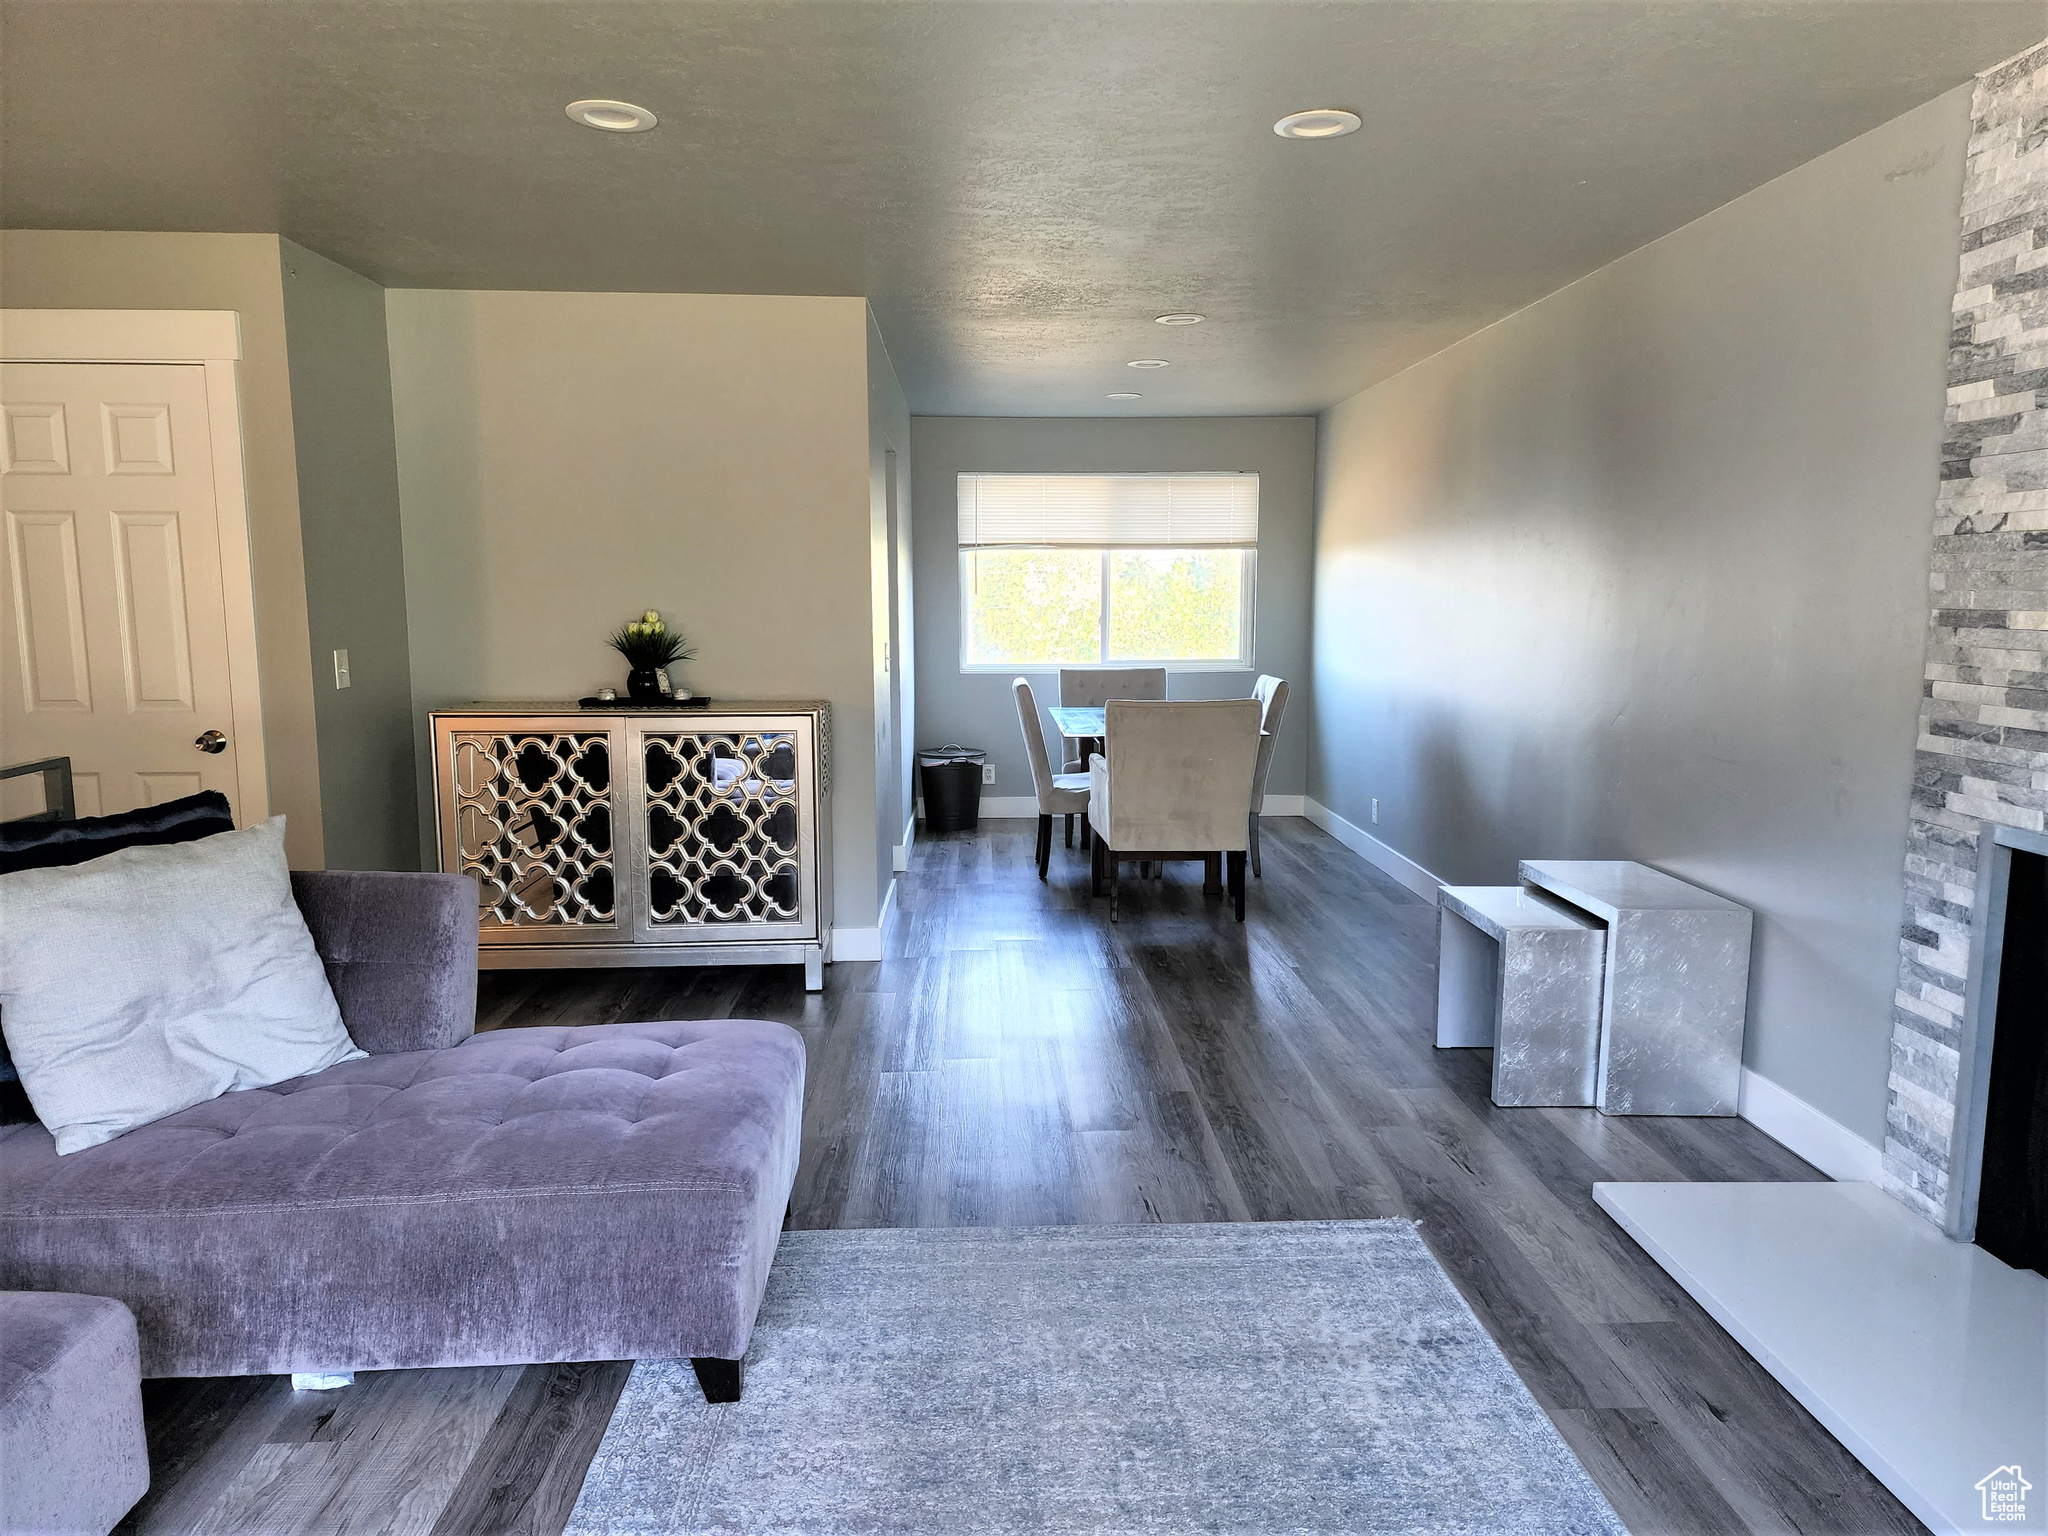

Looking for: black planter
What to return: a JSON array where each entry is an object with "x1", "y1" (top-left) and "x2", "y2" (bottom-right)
[{"x1": 626, "y1": 667, "x2": 668, "y2": 703}]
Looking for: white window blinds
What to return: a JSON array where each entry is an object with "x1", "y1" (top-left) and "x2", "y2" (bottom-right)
[{"x1": 957, "y1": 473, "x2": 1259, "y2": 549}]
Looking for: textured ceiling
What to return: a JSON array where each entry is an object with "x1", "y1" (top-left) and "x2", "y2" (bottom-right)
[{"x1": 2, "y1": 1, "x2": 2040, "y2": 414}]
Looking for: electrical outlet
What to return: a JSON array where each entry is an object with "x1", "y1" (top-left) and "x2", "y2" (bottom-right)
[
  {"x1": 332, "y1": 649, "x2": 351, "y2": 690},
  {"x1": 1370, "y1": 798, "x2": 1379, "y2": 825},
  {"x1": 982, "y1": 764, "x2": 996, "y2": 785}
]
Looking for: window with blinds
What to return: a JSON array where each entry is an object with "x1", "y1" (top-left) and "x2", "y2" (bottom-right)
[
  {"x1": 957, "y1": 473, "x2": 1260, "y2": 549},
  {"x1": 957, "y1": 473, "x2": 1259, "y2": 671}
]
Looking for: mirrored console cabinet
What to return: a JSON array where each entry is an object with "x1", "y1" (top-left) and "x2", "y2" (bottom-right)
[{"x1": 430, "y1": 702, "x2": 833, "y2": 989}]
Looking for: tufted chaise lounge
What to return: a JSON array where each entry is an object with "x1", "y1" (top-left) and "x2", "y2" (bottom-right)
[{"x1": 0, "y1": 871, "x2": 805, "y2": 1401}]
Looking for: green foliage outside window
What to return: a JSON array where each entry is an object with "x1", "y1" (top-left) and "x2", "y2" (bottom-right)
[
  {"x1": 1108, "y1": 551, "x2": 1242, "y2": 662},
  {"x1": 964, "y1": 550, "x2": 1100, "y2": 666},
  {"x1": 962, "y1": 548, "x2": 1249, "y2": 667}
]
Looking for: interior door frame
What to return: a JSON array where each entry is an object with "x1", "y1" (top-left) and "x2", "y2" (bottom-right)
[{"x1": 0, "y1": 309, "x2": 269, "y2": 823}]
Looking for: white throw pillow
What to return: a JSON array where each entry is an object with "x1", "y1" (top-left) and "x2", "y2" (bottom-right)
[{"x1": 0, "y1": 816, "x2": 364, "y2": 1154}]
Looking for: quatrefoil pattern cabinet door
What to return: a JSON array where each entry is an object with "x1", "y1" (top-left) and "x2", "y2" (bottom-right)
[
  {"x1": 443, "y1": 723, "x2": 622, "y2": 941},
  {"x1": 633, "y1": 720, "x2": 820, "y2": 941}
]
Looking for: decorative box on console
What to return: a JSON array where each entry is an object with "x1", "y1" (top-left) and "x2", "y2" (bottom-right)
[{"x1": 430, "y1": 702, "x2": 833, "y2": 990}]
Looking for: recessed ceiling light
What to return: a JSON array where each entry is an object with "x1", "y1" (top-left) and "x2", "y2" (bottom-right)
[
  {"x1": 566, "y1": 99, "x2": 658, "y2": 133},
  {"x1": 1154, "y1": 313, "x2": 1205, "y2": 326},
  {"x1": 1273, "y1": 108, "x2": 1360, "y2": 140},
  {"x1": 1127, "y1": 359, "x2": 1170, "y2": 369},
  {"x1": 1107, "y1": 392, "x2": 1143, "y2": 400}
]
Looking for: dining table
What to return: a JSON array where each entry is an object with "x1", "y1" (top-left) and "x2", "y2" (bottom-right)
[{"x1": 1047, "y1": 705, "x2": 1108, "y2": 767}]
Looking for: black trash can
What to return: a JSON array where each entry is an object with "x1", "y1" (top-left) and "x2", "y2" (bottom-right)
[{"x1": 919, "y1": 745, "x2": 985, "y2": 832}]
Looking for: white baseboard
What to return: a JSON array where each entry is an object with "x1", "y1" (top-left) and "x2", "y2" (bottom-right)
[
  {"x1": 832, "y1": 927, "x2": 882, "y2": 961},
  {"x1": 830, "y1": 879, "x2": 893, "y2": 963},
  {"x1": 1260, "y1": 794, "x2": 1306, "y2": 816},
  {"x1": 1738, "y1": 1068, "x2": 1882, "y2": 1183},
  {"x1": 1303, "y1": 798, "x2": 1443, "y2": 900},
  {"x1": 964, "y1": 796, "x2": 1041, "y2": 818},
  {"x1": 893, "y1": 811, "x2": 915, "y2": 872}
]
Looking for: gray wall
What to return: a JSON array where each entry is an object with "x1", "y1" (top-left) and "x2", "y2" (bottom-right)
[
  {"x1": 910, "y1": 416, "x2": 1316, "y2": 807},
  {"x1": 279, "y1": 239, "x2": 417, "y2": 869},
  {"x1": 384, "y1": 288, "x2": 890, "y2": 931},
  {"x1": 1309, "y1": 84, "x2": 1973, "y2": 1146}
]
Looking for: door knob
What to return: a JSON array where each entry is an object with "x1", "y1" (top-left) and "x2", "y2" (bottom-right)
[{"x1": 195, "y1": 730, "x2": 228, "y2": 755}]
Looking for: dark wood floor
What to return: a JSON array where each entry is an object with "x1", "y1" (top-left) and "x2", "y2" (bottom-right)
[{"x1": 119, "y1": 817, "x2": 1924, "y2": 1536}]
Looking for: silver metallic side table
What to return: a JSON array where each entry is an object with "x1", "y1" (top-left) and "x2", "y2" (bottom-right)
[
  {"x1": 1518, "y1": 860, "x2": 1753, "y2": 1116},
  {"x1": 1436, "y1": 885, "x2": 1606, "y2": 1107}
]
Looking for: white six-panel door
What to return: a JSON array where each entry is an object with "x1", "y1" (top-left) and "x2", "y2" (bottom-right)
[{"x1": 1, "y1": 361, "x2": 243, "y2": 818}]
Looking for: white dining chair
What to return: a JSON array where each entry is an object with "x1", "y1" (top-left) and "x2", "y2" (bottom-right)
[
  {"x1": 1056, "y1": 667, "x2": 1166, "y2": 772},
  {"x1": 1247, "y1": 675, "x2": 1289, "y2": 878},
  {"x1": 1013, "y1": 678, "x2": 1091, "y2": 880},
  {"x1": 1087, "y1": 699, "x2": 1261, "y2": 921}
]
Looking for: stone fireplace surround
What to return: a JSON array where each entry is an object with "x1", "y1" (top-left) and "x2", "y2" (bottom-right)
[{"x1": 1886, "y1": 39, "x2": 2048, "y2": 1229}]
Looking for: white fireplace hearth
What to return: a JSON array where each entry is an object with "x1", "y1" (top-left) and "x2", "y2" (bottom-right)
[{"x1": 1596, "y1": 1182, "x2": 2045, "y2": 1534}]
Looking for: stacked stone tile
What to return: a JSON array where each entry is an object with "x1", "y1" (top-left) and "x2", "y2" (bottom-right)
[{"x1": 1885, "y1": 38, "x2": 2048, "y2": 1220}]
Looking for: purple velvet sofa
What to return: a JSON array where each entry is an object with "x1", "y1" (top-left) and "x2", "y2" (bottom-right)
[
  {"x1": 0, "y1": 871, "x2": 805, "y2": 1403},
  {"x1": 0, "y1": 1291, "x2": 149, "y2": 1535}
]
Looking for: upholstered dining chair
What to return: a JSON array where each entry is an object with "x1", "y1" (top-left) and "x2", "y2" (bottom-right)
[
  {"x1": 1087, "y1": 699, "x2": 1261, "y2": 921},
  {"x1": 1056, "y1": 667, "x2": 1167, "y2": 772},
  {"x1": 1247, "y1": 675, "x2": 1290, "y2": 878},
  {"x1": 1013, "y1": 678, "x2": 1092, "y2": 880}
]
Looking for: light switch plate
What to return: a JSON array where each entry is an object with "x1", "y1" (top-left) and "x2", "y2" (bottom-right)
[{"x1": 333, "y1": 648, "x2": 351, "y2": 689}]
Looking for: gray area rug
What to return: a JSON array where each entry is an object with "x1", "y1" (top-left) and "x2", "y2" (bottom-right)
[{"x1": 565, "y1": 1221, "x2": 1627, "y2": 1535}]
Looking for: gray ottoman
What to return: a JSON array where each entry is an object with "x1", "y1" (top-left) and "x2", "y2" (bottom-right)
[{"x1": 0, "y1": 1292, "x2": 148, "y2": 1536}]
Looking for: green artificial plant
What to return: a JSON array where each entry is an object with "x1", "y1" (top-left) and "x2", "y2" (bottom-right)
[{"x1": 607, "y1": 609, "x2": 696, "y2": 671}]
